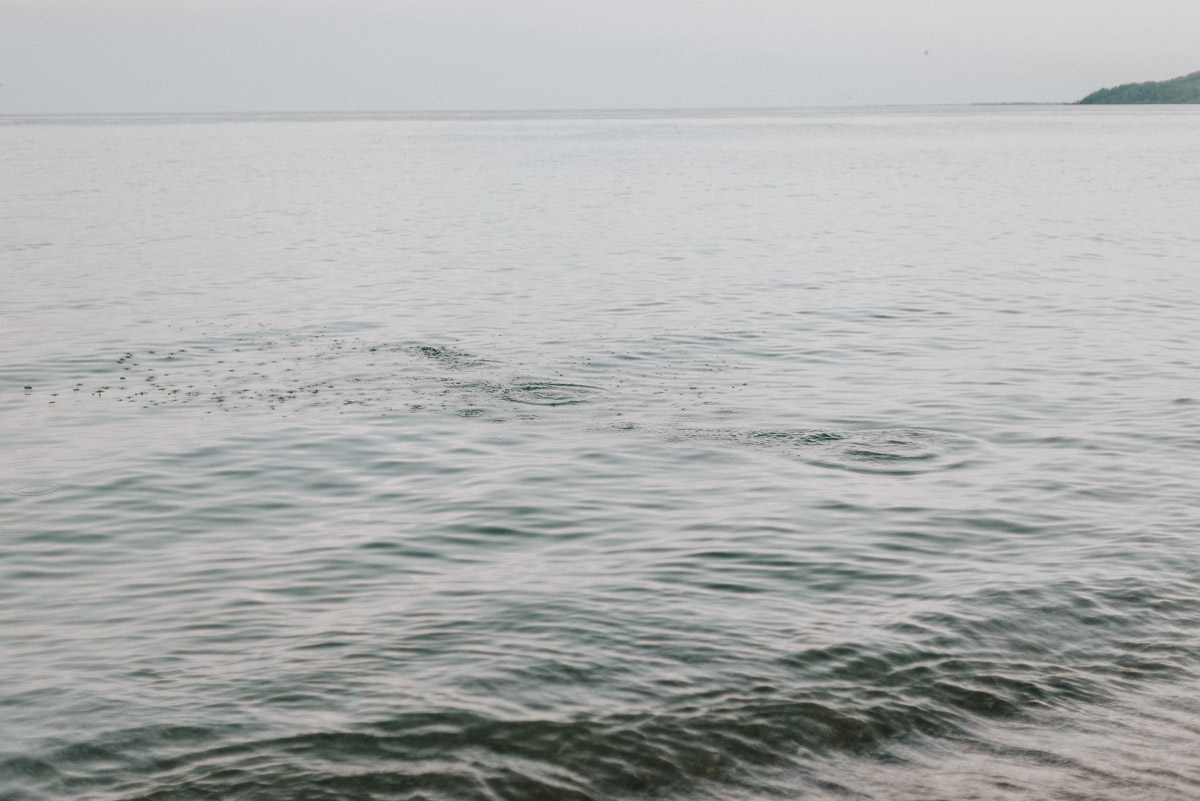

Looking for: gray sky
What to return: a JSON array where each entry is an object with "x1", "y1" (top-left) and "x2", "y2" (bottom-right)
[{"x1": 3, "y1": 0, "x2": 1199, "y2": 113}]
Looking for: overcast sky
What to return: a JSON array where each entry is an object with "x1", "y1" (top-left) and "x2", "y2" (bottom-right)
[{"x1": 2, "y1": 0, "x2": 1199, "y2": 113}]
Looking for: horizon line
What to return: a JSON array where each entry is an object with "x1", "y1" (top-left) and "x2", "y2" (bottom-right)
[{"x1": 0, "y1": 101, "x2": 1080, "y2": 119}]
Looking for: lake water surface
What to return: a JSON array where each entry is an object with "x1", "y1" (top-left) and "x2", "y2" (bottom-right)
[{"x1": 2, "y1": 106, "x2": 1200, "y2": 800}]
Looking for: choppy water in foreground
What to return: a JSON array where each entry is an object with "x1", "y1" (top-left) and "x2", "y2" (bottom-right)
[{"x1": 2, "y1": 106, "x2": 1199, "y2": 800}]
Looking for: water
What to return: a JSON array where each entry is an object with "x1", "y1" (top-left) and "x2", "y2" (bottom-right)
[{"x1": 2, "y1": 106, "x2": 1199, "y2": 800}]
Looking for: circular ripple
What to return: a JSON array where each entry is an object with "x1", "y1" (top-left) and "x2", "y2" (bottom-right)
[
  {"x1": 10, "y1": 483, "x2": 61, "y2": 496},
  {"x1": 791, "y1": 428, "x2": 982, "y2": 474},
  {"x1": 674, "y1": 427, "x2": 984, "y2": 475},
  {"x1": 499, "y1": 381, "x2": 598, "y2": 407}
]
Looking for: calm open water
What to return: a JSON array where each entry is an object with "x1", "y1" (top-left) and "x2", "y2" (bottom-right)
[{"x1": 2, "y1": 106, "x2": 1199, "y2": 801}]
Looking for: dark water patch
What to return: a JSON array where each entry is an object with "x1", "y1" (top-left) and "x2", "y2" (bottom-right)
[
  {"x1": 7, "y1": 698, "x2": 963, "y2": 801},
  {"x1": 18, "y1": 589, "x2": 1158, "y2": 799},
  {"x1": 0, "y1": 755, "x2": 59, "y2": 785},
  {"x1": 16, "y1": 604, "x2": 1167, "y2": 800}
]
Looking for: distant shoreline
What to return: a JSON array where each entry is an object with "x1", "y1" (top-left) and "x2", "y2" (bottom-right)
[{"x1": 1078, "y1": 70, "x2": 1200, "y2": 104}]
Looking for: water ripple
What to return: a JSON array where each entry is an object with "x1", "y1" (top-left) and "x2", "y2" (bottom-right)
[
  {"x1": 9, "y1": 484, "x2": 61, "y2": 496},
  {"x1": 498, "y1": 381, "x2": 599, "y2": 407},
  {"x1": 672, "y1": 427, "x2": 985, "y2": 474}
]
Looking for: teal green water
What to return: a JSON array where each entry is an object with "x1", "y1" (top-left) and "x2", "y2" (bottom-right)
[{"x1": 2, "y1": 107, "x2": 1200, "y2": 800}]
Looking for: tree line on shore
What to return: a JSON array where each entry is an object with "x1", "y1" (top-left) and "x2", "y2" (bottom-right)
[{"x1": 1079, "y1": 70, "x2": 1200, "y2": 104}]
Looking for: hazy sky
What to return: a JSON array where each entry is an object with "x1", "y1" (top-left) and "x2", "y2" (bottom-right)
[{"x1": 2, "y1": 0, "x2": 1199, "y2": 113}]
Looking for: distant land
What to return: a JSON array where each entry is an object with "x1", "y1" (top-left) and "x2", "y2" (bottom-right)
[{"x1": 1078, "y1": 70, "x2": 1200, "y2": 104}]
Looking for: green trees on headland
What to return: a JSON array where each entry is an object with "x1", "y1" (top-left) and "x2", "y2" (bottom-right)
[{"x1": 1078, "y1": 70, "x2": 1200, "y2": 104}]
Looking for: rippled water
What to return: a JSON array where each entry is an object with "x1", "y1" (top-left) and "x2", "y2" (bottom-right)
[{"x1": 2, "y1": 106, "x2": 1200, "y2": 801}]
